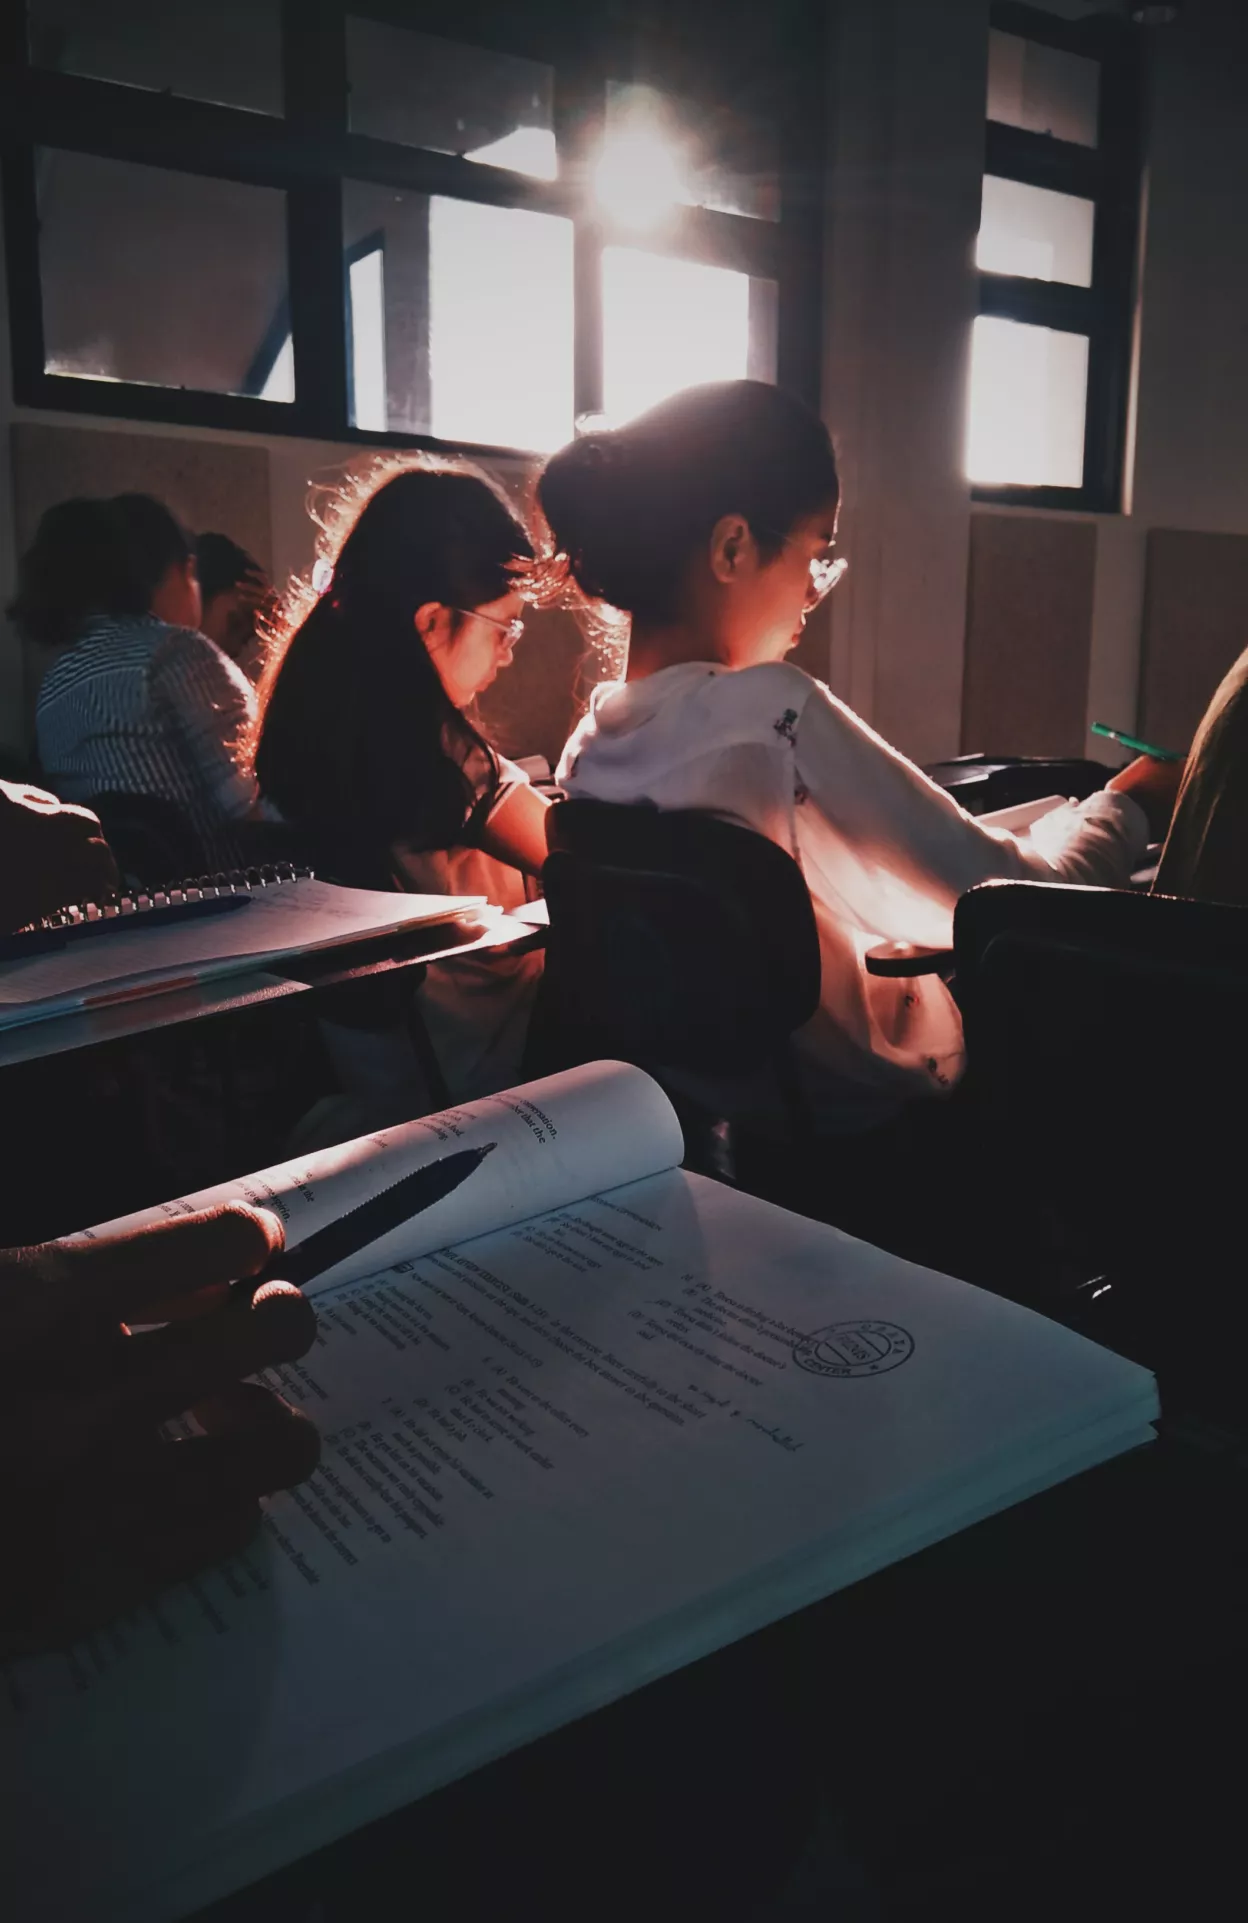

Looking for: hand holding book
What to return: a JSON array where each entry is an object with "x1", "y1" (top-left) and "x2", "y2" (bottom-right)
[
  {"x1": 0, "y1": 776, "x2": 119, "y2": 936},
  {"x1": 0, "y1": 1206, "x2": 319, "y2": 1657}
]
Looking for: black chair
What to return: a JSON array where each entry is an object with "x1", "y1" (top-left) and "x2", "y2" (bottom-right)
[
  {"x1": 950, "y1": 879, "x2": 1248, "y2": 1408},
  {"x1": 924, "y1": 753, "x2": 1114, "y2": 815},
  {"x1": 528, "y1": 799, "x2": 822, "y2": 1149},
  {"x1": 89, "y1": 790, "x2": 208, "y2": 887}
]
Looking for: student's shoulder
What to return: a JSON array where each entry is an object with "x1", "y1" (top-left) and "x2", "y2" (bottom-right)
[
  {"x1": 37, "y1": 618, "x2": 151, "y2": 701},
  {"x1": 152, "y1": 623, "x2": 255, "y2": 694},
  {"x1": 152, "y1": 620, "x2": 226, "y2": 663},
  {"x1": 705, "y1": 661, "x2": 822, "y2": 736}
]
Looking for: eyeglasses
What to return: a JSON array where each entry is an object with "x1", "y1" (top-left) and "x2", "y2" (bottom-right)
[
  {"x1": 790, "y1": 540, "x2": 848, "y2": 608},
  {"x1": 806, "y1": 550, "x2": 849, "y2": 604},
  {"x1": 452, "y1": 608, "x2": 525, "y2": 645},
  {"x1": 765, "y1": 532, "x2": 848, "y2": 608}
]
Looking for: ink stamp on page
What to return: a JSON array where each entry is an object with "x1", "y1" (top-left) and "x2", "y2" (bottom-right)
[{"x1": 792, "y1": 1320, "x2": 915, "y2": 1379}]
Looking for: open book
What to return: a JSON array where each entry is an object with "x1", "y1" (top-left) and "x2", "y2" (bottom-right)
[
  {"x1": 0, "y1": 877, "x2": 486, "y2": 1031},
  {"x1": 3, "y1": 1063, "x2": 1158, "y2": 1922}
]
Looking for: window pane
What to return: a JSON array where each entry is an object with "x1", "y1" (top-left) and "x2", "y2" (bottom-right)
[
  {"x1": 977, "y1": 176, "x2": 1095, "y2": 286},
  {"x1": 602, "y1": 247, "x2": 775, "y2": 427},
  {"x1": 601, "y1": 82, "x2": 779, "y2": 226},
  {"x1": 38, "y1": 151, "x2": 292, "y2": 401},
  {"x1": 346, "y1": 18, "x2": 556, "y2": 180},
  {"x1": 28, "y1": 0, "x2": 283, "y2": 117},
  {"x1": 966, "y1": 316, "x2": 1088, "y2": 488},
  {"x1": 987, "y1": 29, "x2": 1099, "y2": 147},
  {"x1": 344, "y1": 182, "x2": 573, "y2": 450}
]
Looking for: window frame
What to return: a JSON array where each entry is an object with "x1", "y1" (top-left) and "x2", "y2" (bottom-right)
[
  {"x1": 0, "y1": 1, "x2": 823, "y2": 458},
  {"x1": 972, "y1": 1, "x2": 1143, "y2": 513}
]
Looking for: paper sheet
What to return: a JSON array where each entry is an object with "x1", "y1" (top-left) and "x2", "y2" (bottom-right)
[{"x1": 5, "y1": 1105, "x2": 1157, "y2": 1921}]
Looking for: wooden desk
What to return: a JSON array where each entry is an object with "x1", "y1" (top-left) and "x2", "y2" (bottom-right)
[
  {"x1": 0, "y1": 910, "x2": 543, "y2": 1244},
  {"x1": 0, "y1": 910, "x2": 540, "y2": 1069}
]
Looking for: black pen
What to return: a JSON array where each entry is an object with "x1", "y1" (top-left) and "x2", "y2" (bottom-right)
[{"x1": 261, "y1": 1142, "x2": 498, "y2": 1290}]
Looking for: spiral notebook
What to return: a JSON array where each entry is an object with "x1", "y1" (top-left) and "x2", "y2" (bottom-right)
[{"x1": 0, "y1": 867, "x2": 487, "y2": 1031}]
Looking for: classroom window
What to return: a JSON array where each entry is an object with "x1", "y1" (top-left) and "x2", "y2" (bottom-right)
[
  {"x1": 428, "y1": 199, "x2": 574, "y2": 451},
  {"x1": 27, "y1": 0, "x2": 284, "y2": 118},
  {"x1": 976, "y1": 177, "x2": 1095, "y2": 287},
  {"x1": 346, "y1": 241, "x2": 386, "y2": 431},
  {"x1": 342, "y1": 182, "x2": 574, "y2": 450},
  {"x1": 36, "y1": 150, "x2": 292, "y2": 401},
  {"x1": 966, "y1": 316, "x2": 1088, "y2": 489},
  {"x1": 601, "y1": 247, "x2": 774, "y2": 426},
  {"x1": 4, "y1": 4, "x2": 820, "y2": 451},
  {"x1": 345, "y1": 19, "x2": 557, "y2": 181},
  {"x1": 970, "y1": 4, "x2": 1141, "y2": 511},
  {"x1": 602, "y1": 81, "x2": 779, "y2": 226},
  {"x1": 986, "y1": 28, "x2": 1099, "y2": 148}
]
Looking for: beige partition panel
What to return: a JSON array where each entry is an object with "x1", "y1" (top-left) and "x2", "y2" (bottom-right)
[
  {"x1": 1138, "y1": 528, "x2": 1248, "y2": 754},
  {"x1": 10, "y1": 421, "x2": 272, "y2": 563},
  {"x1": 961, "y1": 511, "x2": 1096, "y2": 757},
  {"x1": 9, "y1": 421, "x2": 272, "y2": 732},
  {"x1": 477, "y1": 607, "x2": 606, "y2": 773}
]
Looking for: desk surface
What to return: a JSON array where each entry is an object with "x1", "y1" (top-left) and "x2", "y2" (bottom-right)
[{"x1": 0, "y1": 910, "x2": 540, "y2": 1070}]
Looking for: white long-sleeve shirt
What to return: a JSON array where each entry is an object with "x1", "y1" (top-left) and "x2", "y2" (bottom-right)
[{"x1": 558, "y1": 661, "x2": 1148, "y2": 1129}]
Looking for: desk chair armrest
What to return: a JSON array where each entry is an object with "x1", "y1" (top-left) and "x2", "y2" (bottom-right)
[{"x1": 864, "y1": 941, "x2": 953, "y2": 978}]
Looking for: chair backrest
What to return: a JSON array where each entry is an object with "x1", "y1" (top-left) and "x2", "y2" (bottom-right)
[
  {"x1": 534, "y1": 799, "x2": 821, "y2": 1079},
  {"x1": 89, "y1": 790, "x2": 207, "y2": 888},
  {"x1": 925, "y1": 755, "x2": 1113, "y2": 815},
  {"x1": 953, "y1": 879, "x2": 1248, "y2": 1287}
]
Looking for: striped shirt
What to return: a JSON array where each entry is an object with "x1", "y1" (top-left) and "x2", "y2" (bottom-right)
[{"x1": 36, "y1": 615, "x2": 259, "y2": 857}]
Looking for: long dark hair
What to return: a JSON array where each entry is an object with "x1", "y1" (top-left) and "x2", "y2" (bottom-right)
[
  {"x1": 9, "y1": 493, "x2": 194, "y2": 649},
  {"x1": 536, "y1": 381, "x2": 840, "y2": 624},
  {"x1": 255, "y1": 459, "x2": 533, "y2": 873}
]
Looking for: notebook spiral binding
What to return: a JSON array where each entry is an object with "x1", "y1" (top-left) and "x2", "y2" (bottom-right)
[{"x1": 28, "y1": 862, "x2": 315, "y2": 933}]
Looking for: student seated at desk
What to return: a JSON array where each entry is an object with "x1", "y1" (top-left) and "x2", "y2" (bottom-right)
[
  {"x1": 20, "y1": 494, "x2": 260, "y2": 862},
  {"x1": 541, "y1": 381, "x2": 1178, "y2": 1135},
  {"x1": 196, "y1": 531, "x2": 275, "y2": 684},
  {"x1": 256, "y1": 459, "x2": 547, "y2": 1106},
  {"x1": 1153, "y1": 645, "x2": 1248, "y2": 904}
]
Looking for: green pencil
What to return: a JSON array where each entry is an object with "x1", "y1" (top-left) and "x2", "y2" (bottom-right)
[{"x1": 1091, "y1": 722, "x2": 1183, "y2": 762}]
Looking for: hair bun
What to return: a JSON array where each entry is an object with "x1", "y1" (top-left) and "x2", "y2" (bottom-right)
[
  {"x1": 536, "y1": 382, "x2": 839, "y2": 625},
  {"x1": 537, "y1": 428, "x2": 654, "y2": 611}
]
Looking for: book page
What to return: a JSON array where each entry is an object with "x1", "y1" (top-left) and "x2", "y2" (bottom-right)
[
  {"x1": 5, "y1": 1162, "x2": 1157, "y2": 1922},
  {"x1": 976, "y1": 794, "x2": 1068, "y2": 834},
  {"x1": 0, "y1": 879, "x2": 486, "y2": 1021},
  {"x1": 76, "y1": 1061, "x2": 687, "y2": 1288}
]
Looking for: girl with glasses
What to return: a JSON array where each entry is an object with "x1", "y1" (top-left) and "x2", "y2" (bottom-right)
[
  {"x1": 540, "y1": 380, "x2": 1168, "y2": 1140},
  {"x1": 256, "y1": 458, "x2": 547, "y2": 1112}
]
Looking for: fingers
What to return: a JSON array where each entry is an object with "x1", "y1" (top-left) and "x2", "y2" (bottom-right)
[
  {"x1": 0, "y1": 777, "x2": 65, "y2": 813},
  {"x1": 109, "y1": 1384, "x2": 321, "y2": 1514},
  {"x1": 85, "y1": 1277, "x2": 316, "y2": 1429},
  {"x1": 235, "y1": 575, "x2": 272, "y2": 610},
  {"x1": 3, "y1": 1385, "x2": 320, "y2": 1653},
  {"x1": 31, "y1": 1393, "x2": 316, "y2": 1651},
  {"x1": 1, "y1": 1501, "x2": 264, "y2": 1658},
  {"x1": 27, "y1": 1204, "x2": 286, "y2": 1334}
]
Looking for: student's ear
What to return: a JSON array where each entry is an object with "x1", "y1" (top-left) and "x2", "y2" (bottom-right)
[
  {"x1": 414, "y1": 602, "x2": 454, "y2": 653},
  {"x1": 708, "y1": 515, "x2": 752, "y2": 586}
]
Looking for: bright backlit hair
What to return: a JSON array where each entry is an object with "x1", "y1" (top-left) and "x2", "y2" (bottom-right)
[{"x1": 255, "y1": 456, "x2": 533, "y2": 875}]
